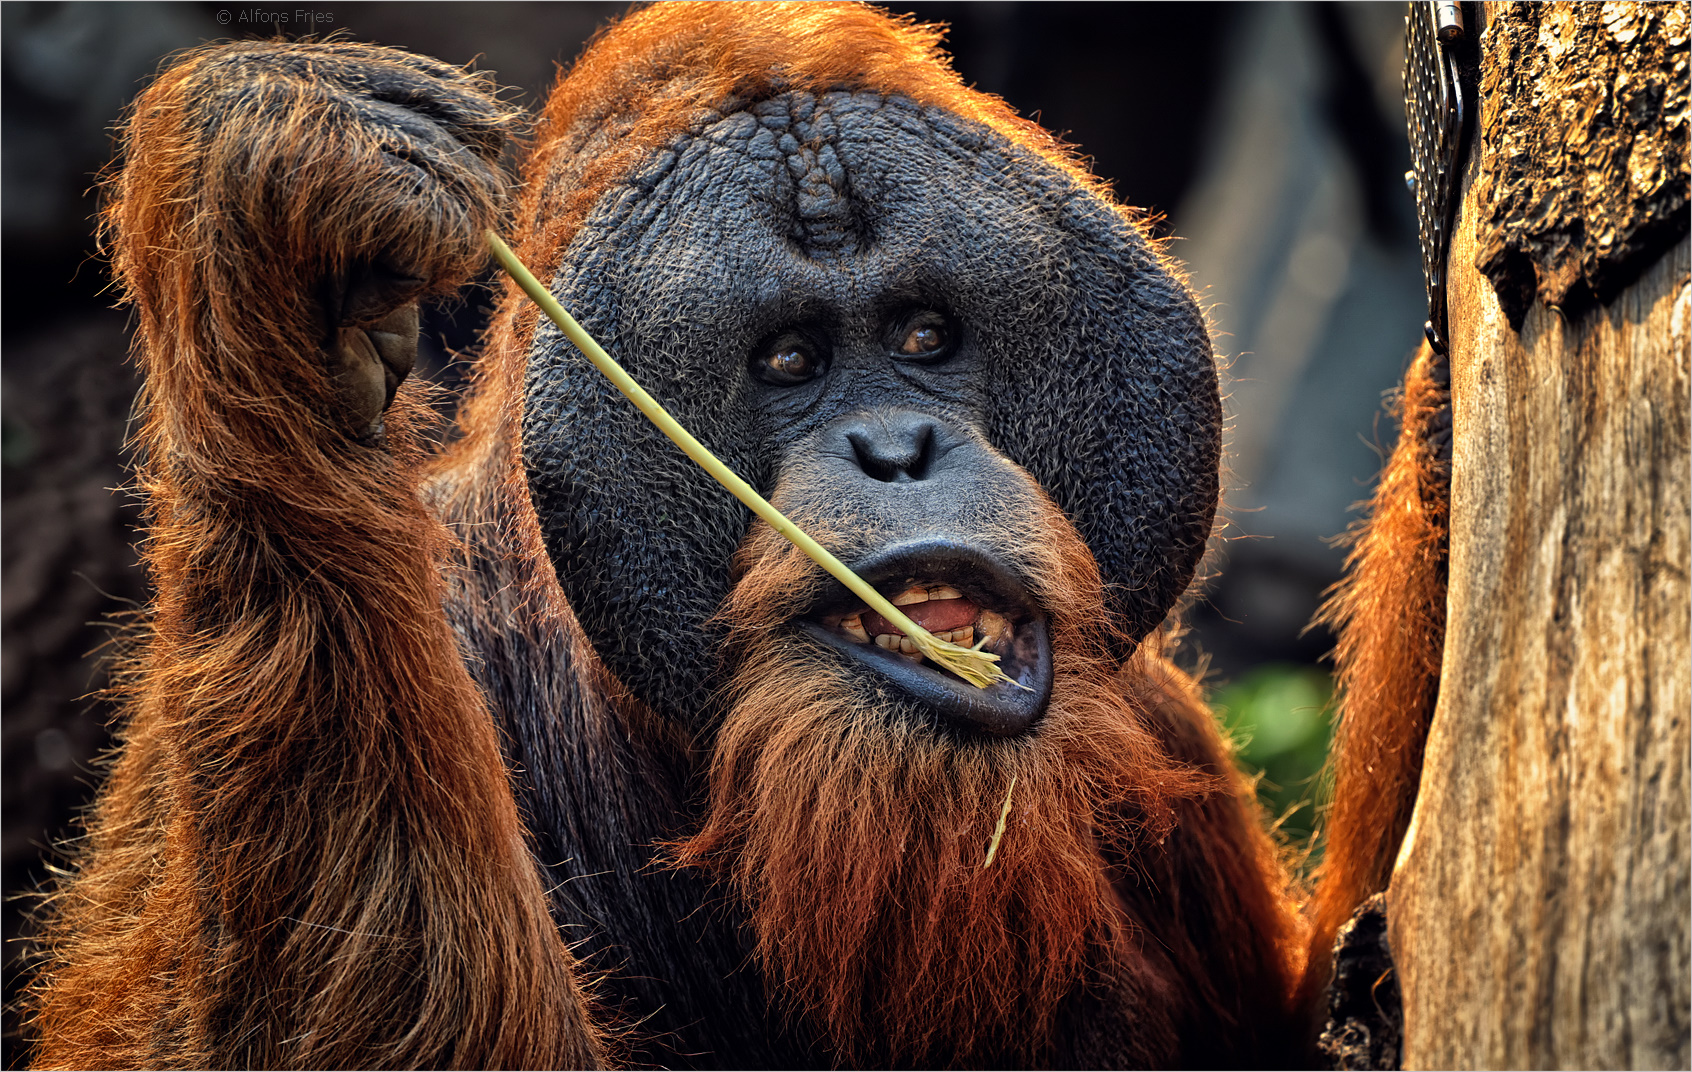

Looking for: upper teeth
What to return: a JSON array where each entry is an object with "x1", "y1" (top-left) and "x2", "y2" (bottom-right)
[{"x1": 891, "y1": 583, "x2": 965, "y2": 606}]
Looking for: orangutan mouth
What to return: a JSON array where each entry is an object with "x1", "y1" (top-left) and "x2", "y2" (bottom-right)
[{"x1": 798, "y1": 540, "x2": 1054, "y2": 738}]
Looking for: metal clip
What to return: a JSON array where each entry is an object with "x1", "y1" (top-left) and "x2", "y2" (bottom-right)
[
  {"x1": 1404, "y1": 1, "x2": 1470, "y2": 353},
  {"x1": 1434, "y1": 1, "x2": 1465, "y2": 41}
]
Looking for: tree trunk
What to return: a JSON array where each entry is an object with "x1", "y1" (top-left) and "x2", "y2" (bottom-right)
[{"x1": 1388, "y1": 4, "x2": 1690, "y2": 1068}]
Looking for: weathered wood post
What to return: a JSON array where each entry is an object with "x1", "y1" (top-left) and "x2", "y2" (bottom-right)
[{"x1": 1388, "y1": 3, "x2": 1689, "y2": 1067}]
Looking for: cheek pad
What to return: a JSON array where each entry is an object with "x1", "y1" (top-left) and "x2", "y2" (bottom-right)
[
  {"x1": 980, "y1": 191, "x2": 1222, "y2": 647},
  {"x1": 520, "y1": 139, "x2": 770, "y2": 725},
  {"x1": 521, "y1": 93, "x2": 1219, "y2": 721}
]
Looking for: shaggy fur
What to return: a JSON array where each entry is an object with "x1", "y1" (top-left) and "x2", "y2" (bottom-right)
[
  {"x1": 673, "y1": 480, "x2": 1303, "y2": 1067},
  {"x1": 28, "y1": 41, "x2": 603, "y2": 1070},
  {"x1": 1301, "y1": 343, "x2": 1452, "y2": 1006},
  {"x1": 679, "y1": 495, "x2": 1202, "y2": 1065}
]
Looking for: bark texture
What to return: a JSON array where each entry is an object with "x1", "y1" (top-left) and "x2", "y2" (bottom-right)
[
  {"x1": 1389, "y1": 10, "x2": 1690, "y2": 1067},
  {"x1": 1473, "y1": 2, "x2": 1689, "y2": 322}
]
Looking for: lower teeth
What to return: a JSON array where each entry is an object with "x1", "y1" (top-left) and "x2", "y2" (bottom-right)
[
  {"x1": 850, "y1": 614, "x2": 1005, "y2": 658},
  {"x1": 863, "y1": 623, "x2": 989, "y2": 655}
]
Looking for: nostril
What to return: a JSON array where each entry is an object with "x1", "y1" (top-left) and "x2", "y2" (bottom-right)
[
  {"x1": 847, "y1": 431, "x2": 898, "y2": 482},
  {"x1": 905, "y1": 423, "x2": 935, "y2": 480},
  {"x1": 847, "y1": 420, "x2": 937, "y2": 483}
]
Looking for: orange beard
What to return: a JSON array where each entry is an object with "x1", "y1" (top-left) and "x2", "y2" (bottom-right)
[{"x1": 671, "y1": 494, "x2": 1215, "y2": 1066}]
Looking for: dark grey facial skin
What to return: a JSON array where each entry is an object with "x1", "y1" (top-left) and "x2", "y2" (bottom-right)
[{"x1": 521, "y1": 89, "x2": 1220, "y2": 729}]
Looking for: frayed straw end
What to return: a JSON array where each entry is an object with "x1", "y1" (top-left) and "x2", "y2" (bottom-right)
[{"x1": 915, "y1": 633, "x2": 1030, "y2": 691}]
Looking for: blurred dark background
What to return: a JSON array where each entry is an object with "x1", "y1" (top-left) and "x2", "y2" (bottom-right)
[{"x1": 1, "y1": 2, "x2": 1423, "y2": 1060}]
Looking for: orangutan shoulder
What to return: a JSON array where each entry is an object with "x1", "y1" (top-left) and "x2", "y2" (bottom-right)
[{"x1": 1120, "y1": 641, "x2": 1235, "y2": 770}]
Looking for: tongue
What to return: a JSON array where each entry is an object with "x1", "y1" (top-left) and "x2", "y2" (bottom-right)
[{"x1": 863, "y1": 597, "x2": 980, "y2": 638}]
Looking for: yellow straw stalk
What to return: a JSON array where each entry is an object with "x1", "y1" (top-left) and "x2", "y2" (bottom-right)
[
  {"x1": 983, "y1": 775, "x2": 1018, "y2": 868},
  {"x1": 486, "y1": 231, "x2": 1018, "y2": 691}
]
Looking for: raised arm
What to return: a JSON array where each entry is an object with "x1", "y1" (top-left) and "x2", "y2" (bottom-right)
[{"x1": 29, "y1": 42, "x2": 603, "y2": 1069}]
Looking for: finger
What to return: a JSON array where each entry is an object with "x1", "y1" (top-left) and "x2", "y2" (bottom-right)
[
  {"x1": 354, "y1": 97, "x2": 507, "y2": 206},
  {"x1": 367, "y1": 302, "x2": 419, "y2": 408},
  {"x1": 326, "y1": 301, "x2": 418, "y2": 439},
  {"x1": 328, "y1": 324, "x2": 389, "y2": 439}
]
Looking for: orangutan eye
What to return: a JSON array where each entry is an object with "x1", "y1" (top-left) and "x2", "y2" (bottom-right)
[
  {"x1": 892, "y1": 311, "x2": 955, "y2": 362},
  {"x1": 754, "y1": 331, "x2": 826, "y2": 386}
]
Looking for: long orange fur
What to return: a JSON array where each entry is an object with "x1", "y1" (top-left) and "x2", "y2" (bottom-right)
[
  {"x1": 1301, "y1": 343, "x2": 1451, "y2": 1009},
  {"x1": 673, "y1": 476, "x2": 1305, "y2": 1067},
  {"x1": 27, "y1": 41, "x2": 603, "y2": 1069}
]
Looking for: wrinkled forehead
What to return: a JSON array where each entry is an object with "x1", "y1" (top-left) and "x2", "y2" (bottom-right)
[{"x1": 572, "y1": 89, "x2": 1085, "y2": 305}]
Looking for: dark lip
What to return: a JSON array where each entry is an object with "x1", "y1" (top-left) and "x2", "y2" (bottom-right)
[{"x1": 795, "y1": 539, "x2": 1054, "y2": 738}]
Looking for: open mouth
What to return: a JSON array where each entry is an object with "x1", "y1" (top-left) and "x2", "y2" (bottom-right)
[{"x1": 796, "y1": 540, "x2": 1053, "y2": 738}]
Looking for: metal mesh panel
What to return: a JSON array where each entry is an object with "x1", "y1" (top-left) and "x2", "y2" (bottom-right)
[{"x1": 1404, "y1": 1, "x2": 1466, "y2": 352}]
